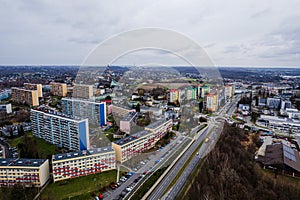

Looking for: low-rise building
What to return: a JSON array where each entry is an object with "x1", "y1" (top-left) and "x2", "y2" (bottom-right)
[
  {"x1": 257, "y1": 143, "x2": 300, "y2": 175},
  {"x1": 52, "y1": 146, "x2": 115, "y2": 182},
  {"x1": 0, "y1": 103, "x2": 12, "y2": 114},
  {"x1": 0, "y1": 158, "x2": 49, "y2": 187},
  {"x1": 257, "y1": 115, "x2": 300, "y2": 134}
]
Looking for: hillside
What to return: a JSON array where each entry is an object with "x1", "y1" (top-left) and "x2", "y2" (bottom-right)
[{"x1": 185, "y1": 123, "x2": 300, "y2": 200}]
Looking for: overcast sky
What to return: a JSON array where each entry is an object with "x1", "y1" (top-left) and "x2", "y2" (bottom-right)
[{"x1": 0, "y1": 0, "x2": 300, "y2": 67}]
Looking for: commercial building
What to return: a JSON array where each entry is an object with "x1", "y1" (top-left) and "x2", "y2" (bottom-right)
[
  {"x1": 11, "y1": 88, "x2": 39, "y2": 106},
  {"x1": 61, "y1": 98, "x2": 107, "y2": 126},
  {"x1": 267, "y1": 97, "x2": 281, "y2": 109},
  {"x1": 50, "y1": 82, "x2": 67, "y2": 97},
  {"x1": 120, "y1": 112, "x2": 138, "y2": 134},
  {"x1": 206, "y1": 93, "x2": 218, "y2": 112},
  {"x1": 257, "y1": 115, "x2": 300, "y2": 134},
  {"x1": 30, "y1": 106, "x2": 90, "y2": 151},
  {"x1": 0, "y1": 158, "x2": 49, "y2": 187},
  {"x1": 24, "y1": 83, "x2": 43, "y2": 98},
  {"x1": 73, "y1": 84, "x2": 93, "y2": 99},
  {"x1": 0, "y1": 103, "x2": 12, "y2": 114},
  {"x1": 52, "y1": 146, "x2": 115, "y2": 182},
  {"x1": 112, "y1": 119, "x2": 172, "y2": 163}
]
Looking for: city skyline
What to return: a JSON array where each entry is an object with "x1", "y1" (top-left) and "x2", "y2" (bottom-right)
[{"x1": 0, "y1": 0, "x2": 299, "y2": 67}]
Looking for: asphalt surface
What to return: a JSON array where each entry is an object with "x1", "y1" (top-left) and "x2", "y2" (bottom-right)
[
  {"x1": 147, "y1": 96, "x2": 241, "y2": 200},
  {"x1": 104, "y1": 131, "x2": 189, "y2": 200}
]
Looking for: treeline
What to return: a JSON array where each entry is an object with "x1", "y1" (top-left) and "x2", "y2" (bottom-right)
[{"x1": 185, "y1": 123, "x2": 300, "y2": 200}]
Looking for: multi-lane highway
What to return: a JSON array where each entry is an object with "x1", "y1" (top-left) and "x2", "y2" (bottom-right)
[{"x1": 146, "y1": 95, "x2": 240, "y2": 200}]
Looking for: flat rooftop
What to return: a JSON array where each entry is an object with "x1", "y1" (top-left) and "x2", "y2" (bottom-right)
[
  {"x1": 121, "y1": 112, "x2": 137, "y2": 122},
  {"x1": 0, "y1": 158, "x2": 47, "y2": 167},
  {"x1": 113, "y1": 130, "x2": 151, "y2": 146},
  {"x1": 52, "y1": 146, "x2": 114, "y2": 161},
  {"x1": 146, "y1": 119, "x2": 167, "y2": 130},
  {"x1": 62, "y1": 97, "x2": 105, "y2": 105},
  {"x1": 32, "y1": 106, "x2": 85, "y2": 121}
]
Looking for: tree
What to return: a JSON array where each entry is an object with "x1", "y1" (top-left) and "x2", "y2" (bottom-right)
[{"x1": 135, "y1": 103, "x2": 140, "y2": 112}]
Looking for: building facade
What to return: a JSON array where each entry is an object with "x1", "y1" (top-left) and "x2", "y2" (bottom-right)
[
  {"x1": 52, "y1": 147, "x2": 115, "y2": 182},
  {"x1": 24, "y1": 83, "x2": 43, "y2": 98},
  {"x1": 30, "y1": 106, "x2": 90, "y2": 151},
  {"x1": 120, "y1": 112, "x2": 138, "y2": 134},
  {"x1": 11, "y1": 88, "x2": 39, "y2": 106},
  {"x1": 61, "y1": 98, "x2": 107, "y2": 126},
  {"x1": 168, "y1": 89, "x2": 180, "y2": 103},
  {"x1": 112, "y1": 119, "x2": 172, "y2": 163},
  {"x1": 50, "y1": 82, "x2": 67, "y2": 97},
  {"x1": 73, "y1": 84, "x2": 93, "y2": 99},
  {"x1": 0, "y1": 103, "x2": 12, "y2": 114},
  {"x1": 0, "y1": 158, "x2": 49, "y2": 187},
  {"x1": 206, "y1": 93, "x2": 218, "y2": 112}
]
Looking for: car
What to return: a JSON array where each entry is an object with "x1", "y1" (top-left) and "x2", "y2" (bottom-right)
[
  {"x1": 126, "y1": 187, "x2": 132, "y2": 192},
  {"x1": 110, "y1": 182, "x2": 116, "y2": 190}
]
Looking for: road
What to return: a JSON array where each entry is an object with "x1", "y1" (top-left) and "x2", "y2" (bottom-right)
[
  {"x1": 146, "y1": 96, "x2": 241, "y2": 200},
  {"x1": 104, "y1": 131, "x2": 190, "y2": 200}
]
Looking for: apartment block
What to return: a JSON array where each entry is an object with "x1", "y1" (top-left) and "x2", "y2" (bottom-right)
[
  {"x1": 206, "y1": 93, "x2": 218, "y2": 112},
  {"x1": 186, "y1": 87, "x2": 197, "y2": 100},
  {"x1": 225, "y1": 85, "x2": 234, "y2": 100},
  {"x1": 120, "y1": 112, "x2": 138, "y2": 134},
  {"x1": 112, "y1": 119, "x2": 172, "y2": 163},
  {"x1": 24, "y1": 83, "x2": 43, "y2": 98},
  {"x1": 50, "y1": 82, "x2": 67, "y2": 97},
  {"x1": 0, "y1": 103, "x2": 12, "y2": 114},
  {"x1": 168, "y1": 89, "x2": 180, "y2": 103},
  {"x1": 61, "y1": 98, "x2": 107, "y2": 126},
  {"x1": 11, "y1": 88, "x2": 39, "y2": 106},
  {"x1": 0, "y1": 158, "x2": 49, "y2": 187},
  {"x1": 52, "y1": 146, "x2": 115, "y2": 182},
  {"x1": 199, "y1": 85, "x2": 210, "y2": 98},
  {"x1": 108, "y1": 104, "x2": 135, "y2": 121},
  {"x1": 73, "y1": 84, "x2": 93, "y2": 99},
  {"x1": 30, "y1": 106, "x2": 90, "y2": 151}
]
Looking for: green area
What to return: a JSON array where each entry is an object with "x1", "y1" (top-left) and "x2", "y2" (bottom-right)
[
  {"x1": 7, "y1": 131, "x2": 63, "y2": 159},
  {"x1": 41, "y1": 170, "x2": 117, "y2": 200}
]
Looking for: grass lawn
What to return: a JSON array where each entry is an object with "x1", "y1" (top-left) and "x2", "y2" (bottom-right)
[
  {"x1": 7, "y1": 132, "x2": 61, "y2": 158},
  {"x1": 41, "y1": 170, "x2": 117, "y2": 200}
]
